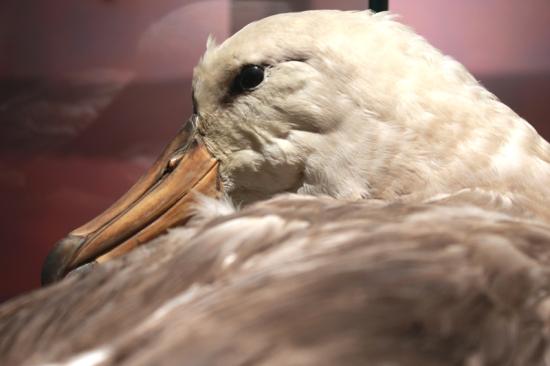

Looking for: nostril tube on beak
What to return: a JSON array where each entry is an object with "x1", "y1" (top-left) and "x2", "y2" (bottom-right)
[{"x1": 167, "y1": 153, "x2": 184, "y2": 172}]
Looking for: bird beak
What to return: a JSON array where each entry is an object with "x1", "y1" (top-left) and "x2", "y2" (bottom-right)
[{"x1": 41, "y1": 118, "x2": 220, "y2": 285}]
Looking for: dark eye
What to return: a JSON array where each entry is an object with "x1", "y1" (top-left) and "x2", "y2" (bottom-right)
[{"x1": 234, "y1": 65, "x2": 264, "y2": 92}]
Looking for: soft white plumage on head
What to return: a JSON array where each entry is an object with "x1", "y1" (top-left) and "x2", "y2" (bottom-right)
[{"x1": 193, "y1": 10, "x2": 550, "y2": 216}]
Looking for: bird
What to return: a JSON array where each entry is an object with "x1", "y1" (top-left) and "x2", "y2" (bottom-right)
[{"x1": 2, "y1": 9, "x2": 550, "y2": 366}]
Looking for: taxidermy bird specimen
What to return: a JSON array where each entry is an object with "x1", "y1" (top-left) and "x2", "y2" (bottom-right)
[{"x1": 2, "y1": 10, "x2": 550, "y2": 366}]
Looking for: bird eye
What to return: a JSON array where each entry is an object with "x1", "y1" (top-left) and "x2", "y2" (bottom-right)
[{"x1": 235, "y1": 65, "x2": 264, "y2": 92}]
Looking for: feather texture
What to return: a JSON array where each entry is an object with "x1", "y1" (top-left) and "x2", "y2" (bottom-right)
[{"x1": 2, "y1": 194, "x2": 550, "y2": 365}]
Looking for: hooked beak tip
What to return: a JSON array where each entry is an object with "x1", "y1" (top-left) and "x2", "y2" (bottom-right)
[{"x1": 41, "y1": 235, "x2": 85, "y2": 285}]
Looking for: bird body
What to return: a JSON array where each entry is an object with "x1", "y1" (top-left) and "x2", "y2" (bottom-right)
[
  {"x1": 2, "y1": 10, "x2": 550, "y2": 366},
  {"x1": 3, "y1": 195, "x2": 550, "y2": 365}
]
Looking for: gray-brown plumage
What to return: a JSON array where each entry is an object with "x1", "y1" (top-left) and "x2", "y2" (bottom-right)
[
  {"x1": 2, "y1": 10, "x2": 550, "y2": 366},
  {"x1": 3, "y1": 194, "x2": 550, "y2": 365}
]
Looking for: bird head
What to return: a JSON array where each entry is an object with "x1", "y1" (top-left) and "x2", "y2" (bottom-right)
[{"x1": 41, "y1": 10, "x2": 547, "y2": 284}]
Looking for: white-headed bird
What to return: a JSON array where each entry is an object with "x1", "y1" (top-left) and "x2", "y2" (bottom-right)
[{"x1": 3, "y1": 10, "x2": 550, "y2": 366}]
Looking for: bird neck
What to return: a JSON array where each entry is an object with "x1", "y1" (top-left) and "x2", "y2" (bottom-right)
[{"x1": 297, "y1": 102, "x2": 550, "y2": 207}]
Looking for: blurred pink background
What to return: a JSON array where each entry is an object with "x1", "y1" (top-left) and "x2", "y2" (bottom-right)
[{"x1": 1, "y1": 0, "x2": 549, "y2": 302}]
